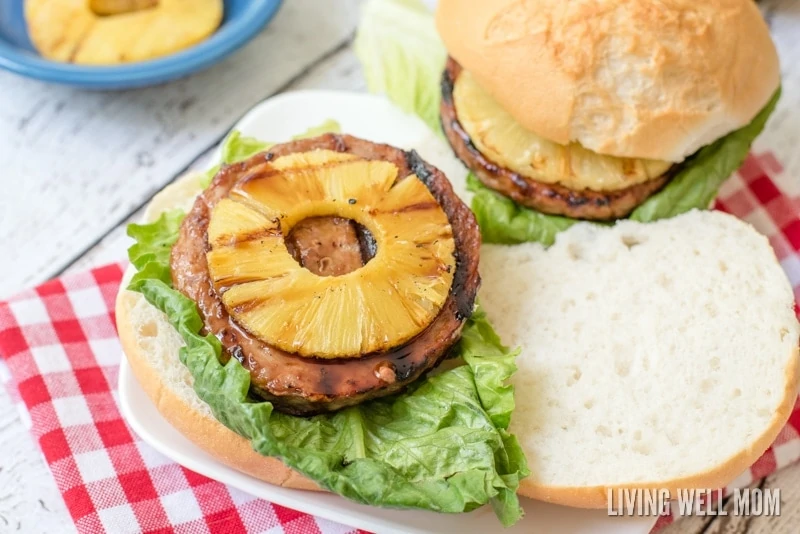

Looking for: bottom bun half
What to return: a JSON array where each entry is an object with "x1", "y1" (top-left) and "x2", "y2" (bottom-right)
[
  {"x1": 117, "y1": 274, "x2": 320, "y2": 492},
  {"x1": 116, "y1": 173, "x2": 319, "y2": 492}
]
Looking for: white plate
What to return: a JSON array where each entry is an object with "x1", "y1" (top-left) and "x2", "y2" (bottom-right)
[{"x1": 118, "y1": 90, "x2": 657, "y2": 534}]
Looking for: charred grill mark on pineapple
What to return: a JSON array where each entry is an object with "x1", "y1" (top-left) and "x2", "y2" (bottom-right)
[
  {"x1": 237, "y1": 160, "x2": 364, "y2": 187},
  {"x1": 370, "y1": 201, "x2": 440, "y2": 214},
  {"x1": 231, "y1": 296, "x2": 275, "y2": 315},
  {"x1": 440, "y1": 58, "x2": 674, "y2": 221},
  {"x1": 213, "y1": 226, "x2": 282, "y2": 247},
  {"x1": 405, "y1": 149, "x2": 480, "y2": 321},
  {"x1": 171, "y1": 134, "x2": 480, "y2": 415}
]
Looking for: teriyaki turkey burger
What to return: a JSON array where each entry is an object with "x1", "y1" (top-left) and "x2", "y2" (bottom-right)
[{"x1": 436, "y1": 0, "x2": 781, "y2": 222}]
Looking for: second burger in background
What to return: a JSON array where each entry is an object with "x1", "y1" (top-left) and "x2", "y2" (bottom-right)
[{"x1": 436, "y1": 0, "x2": 781, "y2": 222}]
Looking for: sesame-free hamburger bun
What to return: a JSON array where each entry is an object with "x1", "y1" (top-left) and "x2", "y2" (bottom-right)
[{"x1": 436, "y1": 0, "x2": 780, "y2": 163}]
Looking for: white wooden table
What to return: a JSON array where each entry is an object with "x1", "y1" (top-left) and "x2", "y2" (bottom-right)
[{"x1": 0, "y1": 0, "x2": 797, "y2": 532}]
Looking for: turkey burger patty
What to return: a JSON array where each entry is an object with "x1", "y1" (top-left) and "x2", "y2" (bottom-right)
[
  {"x1": 171, "y1": 134, "x2": 481, "y2": 416},
  {"x1": 440, "y1": 59, "x2": 675, "y2": 221}
]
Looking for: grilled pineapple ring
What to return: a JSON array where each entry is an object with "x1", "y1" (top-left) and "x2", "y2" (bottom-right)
[
  {"x1": 206, "y1": 150, "x2": 457, "y2": 359},
  {"x1": 453, "y1": 70, "x2": 672, "y2": 192},
  {"x1": 24, "y1": 0, "x2": 223, "y2": 64}
]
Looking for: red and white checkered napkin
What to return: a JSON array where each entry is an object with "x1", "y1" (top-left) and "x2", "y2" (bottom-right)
[
  {"x1": 0, "y1": 265, "x2": 362, "y2": 534},
  {"x1": 0, "y1": 152, "x2": 799, "y2": 534}
]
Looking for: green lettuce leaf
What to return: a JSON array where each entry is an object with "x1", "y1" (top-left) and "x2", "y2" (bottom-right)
[
  {"x1": 126, "y1": 211, "x2": 186, "y2": 286},
  {"x1": 296, "y1": 118, "x2": 342, "y2": 139},
  {"x1": 630, "y1": 89, "x2": 781, "y2": 222},
  {"x1": 467, "y1": 175, "x2": 577, "y2": 246},
  {"x1": 355, "y1": 0, "x2": 780, "y2": 245},
  {"x1": 126, "y1": 207, "x2": 528, "y2": 526},
  {"x1": 354, "y1": 0, "x2": 446, "y2": 133},
  {"x1": 199, "y1": 120, "x2": 342, "y2": 187}
]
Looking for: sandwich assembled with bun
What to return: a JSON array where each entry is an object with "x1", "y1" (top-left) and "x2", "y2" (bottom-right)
[{"x1": 436, "y1": 0, "x2": 781, "y2": 222}]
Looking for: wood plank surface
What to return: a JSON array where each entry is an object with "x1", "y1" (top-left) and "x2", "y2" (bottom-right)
[{"x1": 3, "y1": 0, "x2": 800, "y2": 532}]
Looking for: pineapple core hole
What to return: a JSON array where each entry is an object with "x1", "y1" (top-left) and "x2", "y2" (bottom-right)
[{"x1": 284, "y1": 216, "x2": 376, "y2": 278}]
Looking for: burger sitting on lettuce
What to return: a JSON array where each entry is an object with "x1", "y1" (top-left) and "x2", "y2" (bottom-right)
[{"x1": 356, "y1": 0, "x2": 781, "y2": 244}]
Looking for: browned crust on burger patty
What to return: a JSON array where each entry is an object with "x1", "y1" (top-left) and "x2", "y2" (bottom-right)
[
  {"x1": 170, "y1": 134, "x2": 481, "y2": 416},
  {"x1": 440, "y1": 58, "x2": 674, "y2": 221}
]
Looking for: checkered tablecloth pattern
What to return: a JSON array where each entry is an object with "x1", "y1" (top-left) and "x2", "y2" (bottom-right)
[
  {"x1": 0, "y1": 265, "x2": 363, "y2": 534},
  {"x1": 0, "y1": 152, "x2": 799, "y2": 533}
]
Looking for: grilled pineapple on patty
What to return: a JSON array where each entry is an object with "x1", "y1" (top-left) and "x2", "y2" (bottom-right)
[
  {"x1": 453, "y1": 70, "x2": 672, "y2": 192},
  {"x1": 206, "y1": 150, "x2": 456, "y2": 359},
  {"x1": 25, "y1": 0, "x2": 222, "y2": 64}
]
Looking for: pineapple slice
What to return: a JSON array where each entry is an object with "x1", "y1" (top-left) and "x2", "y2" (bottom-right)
[
  {"x1": 25, "y1": 0, "x2": 222, "y2": 64},
  {"x1": 89, "y1": 0, "x2": 158, "y2": 16},
  {"x1": 206, "y1": 151, "x2": 456, "y2": 359},
  {"x1": 453, "y1": 70, "x2": 672, "y2": 192}
]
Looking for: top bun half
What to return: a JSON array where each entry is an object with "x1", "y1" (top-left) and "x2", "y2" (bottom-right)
[{"x1": 436, "y1": 0, "x2": 780, "y2": 162}]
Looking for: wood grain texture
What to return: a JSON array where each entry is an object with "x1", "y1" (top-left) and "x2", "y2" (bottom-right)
[
  {"x1": 0, "y1": 0, "x2": 362, "y2": 300},
  {"x1": 3, "y1": 0, "x2": 800, "y2": 532}
]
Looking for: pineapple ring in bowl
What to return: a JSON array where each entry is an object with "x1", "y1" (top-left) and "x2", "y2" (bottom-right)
[
  {"x1": 24, "y1": 0, "x2": 223, "y2": 65},
  {"x1": 207, "y1": 149, "x2": 457, "y2": 359}
]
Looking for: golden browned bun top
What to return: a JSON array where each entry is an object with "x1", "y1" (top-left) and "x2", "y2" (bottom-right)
[{"x1": 436, "y1": 0, "x2": 780, "y2": 162}]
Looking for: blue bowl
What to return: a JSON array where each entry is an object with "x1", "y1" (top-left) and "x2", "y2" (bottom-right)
[{"x1": 0, "y1": 0, "x2": 283, "y2": 89}]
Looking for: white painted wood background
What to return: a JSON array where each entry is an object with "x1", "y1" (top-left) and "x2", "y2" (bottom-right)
[{"x1": 0, "y1": 0, "x2": 798, "y2": 532}]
